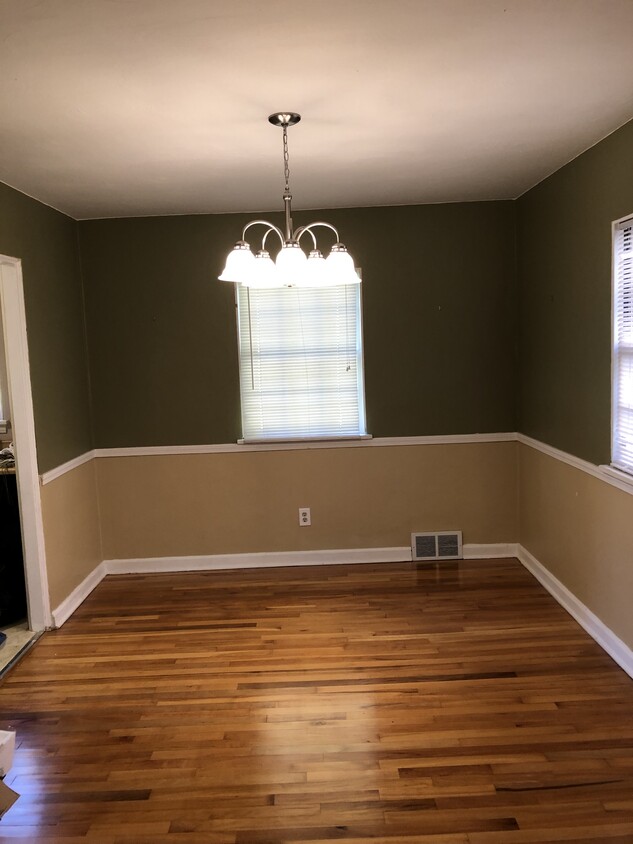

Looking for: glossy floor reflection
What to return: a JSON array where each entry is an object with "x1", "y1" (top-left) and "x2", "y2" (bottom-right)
[{"x1": 0, "y1": 559, "x2": 632, "y2": 842}]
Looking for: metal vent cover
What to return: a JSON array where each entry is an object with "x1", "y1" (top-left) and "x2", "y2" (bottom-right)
[{"x1": 411, "y1": 531, "x2": 463, "y2": 561}]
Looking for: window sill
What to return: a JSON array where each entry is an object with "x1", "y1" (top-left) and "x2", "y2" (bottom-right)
[{"x1": 238, "y1": 435, "x2": 372, "y2": 446}]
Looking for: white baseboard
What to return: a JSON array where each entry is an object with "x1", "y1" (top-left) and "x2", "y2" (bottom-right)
[
  {"x1": 104, "y1": 544, "x2": 518, "y2": 575},
  {"x1": 53, "y1": 545, "x2": 411, "y2": 627},
  {"x1": 51, "y1": 561, "x2": 107, "y2": 628},
  {"x1": 55, "y1": 544, "x2": 495, "y2": 628},
  {"x1": 50, "y1": 544, "x2": 517, "y2": 628},
  {"x1": 51, "y1": 544, "x2": 633, "y2": 682},
  {"x1": 516, "y1": 545, "x2": 633, "y2": 680},
  {"x1": 105, "y1": 546, "x2": 412, "y2": 575},
  {"x1": 463, "y1": 542, "x2": 518, "y2": 559}
]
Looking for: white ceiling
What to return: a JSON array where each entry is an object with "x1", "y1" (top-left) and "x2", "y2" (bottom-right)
[{"x1": 1, "y1": 0, "x2": 632, "y2": 220}]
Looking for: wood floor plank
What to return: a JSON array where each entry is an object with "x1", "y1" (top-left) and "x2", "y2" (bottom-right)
[{"x1": 0, "y1": 558, "x2": 632, "y2": 842}]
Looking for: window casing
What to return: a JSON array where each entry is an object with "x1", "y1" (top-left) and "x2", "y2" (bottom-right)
[
  {"x1": 236, "y1": 284, "x2": 367, "y2": 442},
  {"x1": 612, "y1": 216, "x2": 633, "y2": 474}
]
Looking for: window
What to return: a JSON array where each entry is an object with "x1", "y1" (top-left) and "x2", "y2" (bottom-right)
[
  {"x1": 236, "y1": 284, "x2": 366, "y2": 442},
  {"x1": 612, "y1": 216, "x2": 633, "y2": 474}
]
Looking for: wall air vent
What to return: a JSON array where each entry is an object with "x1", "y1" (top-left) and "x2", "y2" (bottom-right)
[{"x1": 411, "y1": 531, "x2": 463, "y2": 561}]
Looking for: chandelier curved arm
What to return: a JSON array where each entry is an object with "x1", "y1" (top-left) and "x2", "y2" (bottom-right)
[
  {"x1": 294, "y1": 221, "x2": 341, "y2": 248},
  {"x1": 294, "y1": 227, "x2": 317, "y2": 249},
  {"x1": 241, "y1": 220, "x2": 285, "y2": 250}
]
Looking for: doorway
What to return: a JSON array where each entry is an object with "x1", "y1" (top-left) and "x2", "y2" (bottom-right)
[{"x1": 0, "y1": 255, "x2": 51, "y2": 671}]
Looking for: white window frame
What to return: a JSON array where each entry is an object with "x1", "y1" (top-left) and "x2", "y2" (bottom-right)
[
  {"x1": 611, "y1": 213, "x2": 633, "y2": 476},
  {"x1": 235, "y1": 283, "x2": 368, "y2": 444}
]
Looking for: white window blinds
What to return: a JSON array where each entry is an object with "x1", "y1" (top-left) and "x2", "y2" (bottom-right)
[
  {"x1": 613, "y1": 217, "x2": 633, "y2": 474},
  {"x1": 236, "y1": 284, "x2": 366, "y2": 442}
]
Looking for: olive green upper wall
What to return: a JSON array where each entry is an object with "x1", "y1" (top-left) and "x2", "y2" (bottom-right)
[
  {"x1": 0, "y1": 182, "x2": 93, "y2": 473},
  {"x1": 517, "y1": 118, "x2": 633, "y2": 465},
  {"x1": 1, "y1": 108, "x2": 629, "y2": 469},
  {"x1": 78, "y1": 201, "x2": 517, "y2": 447},
  {"x1": 6, "y1": 102, "x2": 630, "y2": 467}
]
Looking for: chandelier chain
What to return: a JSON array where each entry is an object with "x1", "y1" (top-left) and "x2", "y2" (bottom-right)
[{"x1": 282, "y1": 124, "x2": 290, "y2": 195}]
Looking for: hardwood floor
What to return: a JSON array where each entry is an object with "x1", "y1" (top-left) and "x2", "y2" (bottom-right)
[{"x1": 1, "y1": 558, "x2": 632, "y2": 842}]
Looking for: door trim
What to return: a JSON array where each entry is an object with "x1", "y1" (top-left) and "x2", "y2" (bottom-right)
[{"x1": 0, "y1": 255, "x2": 52, "y2": 631}]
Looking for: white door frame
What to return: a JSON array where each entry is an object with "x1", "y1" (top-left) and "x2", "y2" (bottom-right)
[{"x1": 0, "y1": 255, "x2": 52, "y2": 631}]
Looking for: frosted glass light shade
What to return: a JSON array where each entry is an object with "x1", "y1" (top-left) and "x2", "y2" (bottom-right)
[
  {"x1": 246, "y1": 250, "x2": 283, "y2": 288},
  {"x1": 276, "y1": 242, "x2": 307, "y2": 286},
  {"x1": 302, "y1": 250, "x2": 328, "y2": 287},
  {"x1": 326, "y1": 243, "x2": 360, "y2": 285},
  {"x1": 218, "y1": 242, "x2": 256, "y2": 283}
]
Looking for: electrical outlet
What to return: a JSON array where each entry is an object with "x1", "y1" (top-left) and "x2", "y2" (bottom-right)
[{"x1": 299, "y1": 507, "x2": 311, "y2": 526}]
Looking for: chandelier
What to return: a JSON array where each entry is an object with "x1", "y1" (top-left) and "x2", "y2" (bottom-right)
[{"x1": 219, "y1": 113, "x2": 360, "y2": 288}]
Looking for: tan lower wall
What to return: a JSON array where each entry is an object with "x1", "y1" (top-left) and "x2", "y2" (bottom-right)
[
  {"x1": 519, "y1": 442, "x2": 633, "y2": 650},
  {"x1": 95, "y1": 442, "x2": 518, "y2": 560},
  {"x1": 37, "y1": 440, "x2": 633, "y2": 661},
  {"x1": 41, "y1": 458, "x2": 103, "y2": 609}
]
